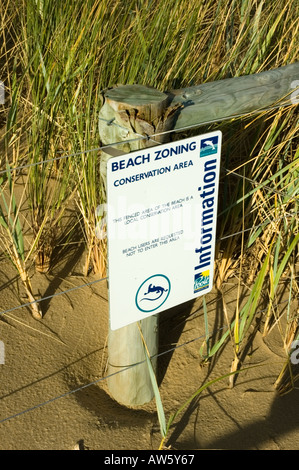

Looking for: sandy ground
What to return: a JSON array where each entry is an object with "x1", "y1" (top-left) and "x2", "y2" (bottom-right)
[{"x1": 0, "y1": 248, "x2": 298, "y2": 451}]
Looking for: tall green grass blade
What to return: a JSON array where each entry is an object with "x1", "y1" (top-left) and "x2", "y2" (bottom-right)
[
  {"x1": 207, "y1": 246, "x2": 271, "y2": 358},
  {"x1": 0, "y1": 164, "x2": 25, "y2": 261},
  {"x1": 273, "y1": 232, "x2": 299, "y2": 293},
  {"x1": 203, "y1": 296, "x2": 210, "y2": 357},
  {"x1": 219, "y1": 159, "x2": 298, "y2": 217},
  {"x1": 144, "y1": 350, "x2": 167, "y2": 439},
  {"x1": 165, "y1": 364, "x2": 264, "y2": 439},
  {"x1": 239, "y1": 247, "x2": 271, "y2": 340},
  {"x1": 273, "y1": 233, "x2": 281, "y2": 278},
  {"x1": 139, "y1": 325, "x2": 166, "y2": 439}
]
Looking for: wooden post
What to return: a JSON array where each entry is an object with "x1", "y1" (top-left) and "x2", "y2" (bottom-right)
[
  {"x1": 98, "y1": 85, "x2": 178, "y2": 406},
  {"x1": 98, "y1": 63, "x2": 298, "y2": 407},
  {"x1": 169, "y1": 62, "x2": 299, "y2": 129}
]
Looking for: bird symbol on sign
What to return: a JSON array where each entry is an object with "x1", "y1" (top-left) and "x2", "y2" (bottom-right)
[{"x1": 203, "y1": 140, "x2": 215, "y2": 150}]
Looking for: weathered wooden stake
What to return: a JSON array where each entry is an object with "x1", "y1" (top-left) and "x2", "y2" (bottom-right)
[
  {"x1": 98, "y1": 63, "x2": 298, "y2": 407},
  {"x1": 98, "y1": 85, "x2": 178, "y2": 406}
]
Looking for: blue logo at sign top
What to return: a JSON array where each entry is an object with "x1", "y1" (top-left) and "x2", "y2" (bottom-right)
[
  {"x1": 200, "y1": 136, "x2": 219, "y2": 157},
  {"x1": 136, "y1": 274, "x2": 171, "y2": 313}
]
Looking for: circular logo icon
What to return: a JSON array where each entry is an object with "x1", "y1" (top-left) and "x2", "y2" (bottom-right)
[{"x1": 135, "y1": 274, "x2": 171, "y2": 313}]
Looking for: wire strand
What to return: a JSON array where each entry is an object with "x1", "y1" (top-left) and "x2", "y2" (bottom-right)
[
  {"x1": 0, "y1": 210, "x2": 296, "y2": 318},
  {"x1": 0, "y1": 101, "x2": 297, "y2": 426},
  {"x1": 223, "y1": 168, "x2": 291, "y2": 198},
  {"x1": 217, "y1": 213, "x2": 298, "y2": 241},
  {"x1": 0, "y1": 277, "x2": 107, "y2": 317},
  {"x1": 0, "y1": 295, "x2": 294, "y2": 426},
  {"x1": 1, "y1": 105, "x2": 292, "y2": 176},
  {"x1": 0, "y1": 330, "x2": 219, "y2": 424}
]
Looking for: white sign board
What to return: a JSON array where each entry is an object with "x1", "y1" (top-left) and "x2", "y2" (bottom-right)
[{"x1": 106, "y1": 131, "x2": 222, "y2": 330}]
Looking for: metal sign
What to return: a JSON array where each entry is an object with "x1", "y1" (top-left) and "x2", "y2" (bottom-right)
[{"x1": 106, "y1": 131, "x2": 222, "y2": 330}]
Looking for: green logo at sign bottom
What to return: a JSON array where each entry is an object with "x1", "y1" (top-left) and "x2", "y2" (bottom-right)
[{"x1": 135, "y1": 274, "x2": 171, "y2": 313}]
